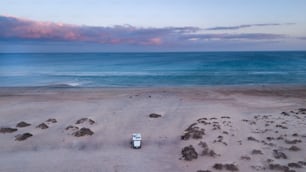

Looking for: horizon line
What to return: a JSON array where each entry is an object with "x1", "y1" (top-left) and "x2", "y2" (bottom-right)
[{"x1": 1, "y1": 50, "x2": 306, "y2": 54}]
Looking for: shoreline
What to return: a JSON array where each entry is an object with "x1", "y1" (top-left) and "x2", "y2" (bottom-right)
[{"x1": 1, "y1": 84, "x2": 306, "y2": 98}]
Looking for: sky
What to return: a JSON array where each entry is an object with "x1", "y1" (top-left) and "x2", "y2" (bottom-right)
[{"x1": 0, "y1": 0, "x2": 306, "y2": 52}]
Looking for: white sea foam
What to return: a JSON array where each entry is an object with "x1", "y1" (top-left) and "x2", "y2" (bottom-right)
[
  {"x1": 0, "y1": 71, "x2": 301, "y2": 78},
  {"x1": 0, "y1": 72, "x2": 33, "y2": 77},
  {"x1": 248, "y1": 71, "x2": 289, "y2": 75},
  {"x1": 42, "y1": 81, "x2": 90, "y2": 87},
  {"x1": 37, "y1": 71, "x2": 202, "y2": 77}
]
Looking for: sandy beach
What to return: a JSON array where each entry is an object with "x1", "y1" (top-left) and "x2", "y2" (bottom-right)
[{"x1": 0, "y1": 86, "x2": 306, "y2": 172}]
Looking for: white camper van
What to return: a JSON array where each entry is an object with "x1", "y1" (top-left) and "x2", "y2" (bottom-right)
[{"x1": 131, "y1": 133, "x2": 142, "y2": 149}]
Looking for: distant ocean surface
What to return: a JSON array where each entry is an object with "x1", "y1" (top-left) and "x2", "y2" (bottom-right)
[{"x1": 0, "y1": 52, "x2": 306, "y2": 87}]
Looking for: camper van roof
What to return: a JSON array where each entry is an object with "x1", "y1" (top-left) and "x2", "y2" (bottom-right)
[{"x1": 132, "y1": 133, "x2": 141, "y2": 140}]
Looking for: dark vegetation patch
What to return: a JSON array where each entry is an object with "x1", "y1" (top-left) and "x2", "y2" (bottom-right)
[
  {"x1": 275, "y1": 124, "x2": 288, "y2": 129},
  {"x1": 66, "y1": 125, "x2": 79, "y2": 130},
  {"x1": 213, "y1": 163, "x2": 239, "y2": 171},
  {"x1": 149, "y1": 113, "x2": 162, "y2": 118},
  {"x1": 221, "y1": 116, "x2": 231, "y2": 119},
  {"x1": 268, "y1": 164, "x2": 290, "y2": 171},
  {"x1": 72, "y1": 128, "x2": 94, "y2": 137},
  {"x1": 181, "y1": 145, "x2": 198, "y2": 161},
  {"x1": 0, "y1": 127, "x2": 17, "y2": 133},
  {"x1": 199, "y1": 141, "x2": 218, "y2": 157},
  {"x1": 251, "y1": 149, "x2": 263, "y2": 155},
  {"x1": 288, "y1": 146, "x2": 300, "y2": 151},
  {"x1": 15, "y1": 133, "x2": 33, "y2": 141},
  {"x1": 46, "y1": 118, "x2": 57, "y2": 123},
  {"x1": 273, "y1": 149, "x2": 287, "y2": 159},
  {"x1": 288, "y1": 162, "x2": 302, "y2": 168},
  {"x1": 75, "y1": 118, "x2": 95, "y2": 125},
  {"x1": 181, "y1": 123, "x2": 205, "y2": 140},
  {"x1": 281, "y1": 112, "x2": 290, "y2": 116},
  {"x1": 247, "y1": 136, "x2": 259, "y2": 142},
  {"x1": 240, "y1": 156, "x2": 251, "y2": 160},
  {"x1": 285, "y1": 139, "x2": 302, "y2": 144},
  {"x1": 292, "y1": 133, "x2": 298, "y2": 137},
  {"x1": 213, "y1": 163, "x2": 223, "y2": 170},
  {"x1": 298, "y1": 161, "x2": 306, "y2": 166},
  {"x1": 16, "y1": 121, "x2": 31, "y2": 128},
  {"x1": 36, "y1": 123, "x2": 48, "y2": 129}
]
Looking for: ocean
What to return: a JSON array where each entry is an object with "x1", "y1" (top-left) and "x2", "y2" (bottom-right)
[{"x1": 0, "y1": 52, "x2": 306, "y2": 87}]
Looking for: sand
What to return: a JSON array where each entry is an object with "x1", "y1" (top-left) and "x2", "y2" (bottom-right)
[{"x1": 0, "y1": 86, "x2": 306, "y2": 172}]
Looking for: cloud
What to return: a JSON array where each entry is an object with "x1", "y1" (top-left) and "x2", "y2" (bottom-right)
[
  {"x1": 297, "y1": 36, "x2": 306, "y2": 40},
  {"x1": 0, "y1": 15, "x2": 289, "y2": 48},
  {"x1": 0, "y1": 15, "x2": 201, "y2": 46},
  {"x1": 184, "y1": 33, "x2": 287, "y2": 41},
  {"x1": 205, "y1": 23, "x2": 295, "y2": 31}
]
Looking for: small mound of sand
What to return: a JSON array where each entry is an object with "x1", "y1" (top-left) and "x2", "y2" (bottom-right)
[
  {"x1": 73, "y1": 128, "x2": 94, "y2": 137},
  {"x1": 46, "y1": 118, "x2": 57, "y2": 123},
  {"x1": 15, "y1": 133, "x2": 33, "y2": 141},
  {"x1": 16, "y1": 121, "x2": 31, "y2": 128},
  {"x1": 149, "y1": 113, "x2": 162, "y2": 118},
  {"x1": 75, "y1": 118, "x2": 95, "y2": 125},
  {"x1": 0, "y1": 127, "x2": 18, "y2": 133},
  {"x1": 36, "y1": 123, "x2": 48, "y2": 129},
  {"x1": 181, "y1": 145, "x2": 198, "y2": 161}
]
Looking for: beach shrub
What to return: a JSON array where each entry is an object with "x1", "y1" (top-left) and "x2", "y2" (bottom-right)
[
  {"x1": 0, "y1": 127, "x2": 18, "y2": 133},
  {"x1": 15, "y1": 133, "x2": 33, "y2": 141},
  {"x1": 16, "y1": 121, "x2": 31, "y2": 128},
  {"x1": 181, "y1": 145, "x2": 198, "y2": 161}
]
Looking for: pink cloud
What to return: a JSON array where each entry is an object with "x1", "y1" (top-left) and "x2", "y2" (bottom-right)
[
  {"x1": 148, "y1": 37, "x2": 162, "y2": 45},
  {"x1": 0, "y1": 16, "x2": 171, "y2": 46},
  {"x1": 0, "y1": 15, "x2": 290, "y2": 47}
]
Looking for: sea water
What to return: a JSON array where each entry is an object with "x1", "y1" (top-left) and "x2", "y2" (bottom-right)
[{"x1": 0, "y1": 52, "x2": 306, "y2": 87}]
